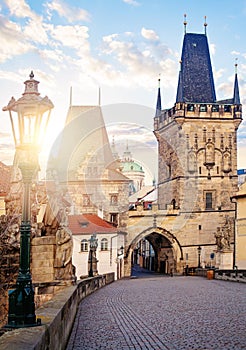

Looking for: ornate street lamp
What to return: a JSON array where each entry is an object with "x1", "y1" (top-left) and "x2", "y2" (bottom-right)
[
  {"x1": 88, "y1": 233, "x2": 98, "y2": 277},
  {"x1": 3, "y1": 71, "x2": 53, "y2": 327},
  {"x1": 197, "y1": 246, "x2": 202, "y2": 268},
  {"x1": 118, "y1": 246, "x2": 124, "y2": 257}
]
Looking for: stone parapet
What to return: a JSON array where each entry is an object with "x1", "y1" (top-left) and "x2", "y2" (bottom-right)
[{"x1": 0, "y1": 273, "x2": 115, "y2": 350}]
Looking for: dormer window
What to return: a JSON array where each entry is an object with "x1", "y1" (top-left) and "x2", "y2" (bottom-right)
[{"x1": 80, "y1": 221, "x2": 88, "y2": 228}]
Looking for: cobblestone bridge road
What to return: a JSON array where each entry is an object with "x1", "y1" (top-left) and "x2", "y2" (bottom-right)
[{"x1": 66, "y1": 275, "x2": 246, "y2": 350}]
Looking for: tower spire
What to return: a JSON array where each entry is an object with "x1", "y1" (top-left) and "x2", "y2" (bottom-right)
[
  {"x1": 70, "y1": 86, "x2": 72, "y2": 106},
  {"x1": 204, "y1": 16, "x2": 208, "y2": 35},
  {"x1": 155, "y1": 77, "x2": 162, "y2": 117},
  {"x1": 184, "y1": 14, "x2": 187, "y2": 34},
  {"x1": 98, "y1": 86, "x2": 101, "y2": 106},
  {"x1": 233, "y1": 58, "x2": 241, "y2": 105}
]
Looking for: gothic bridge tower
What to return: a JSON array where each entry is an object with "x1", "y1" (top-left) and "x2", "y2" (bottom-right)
[{"x1": 153, "y1": 19, "x2": 242, "y2": 270}]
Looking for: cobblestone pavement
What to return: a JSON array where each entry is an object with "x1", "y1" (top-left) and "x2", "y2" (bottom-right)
[{"x1": 66, "y1": 275, "x2": 246, "y2": 350}]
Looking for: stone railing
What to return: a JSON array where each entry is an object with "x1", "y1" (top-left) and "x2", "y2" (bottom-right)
[
  {"x1": 214, "y1": 269, "x2": 246, "y2": 283},
  {"x1": 196, "y1": 268, "x2": 246, "y2": 282},
  {"x1": 0, "y1": 273, "x2": 114, "y2": 350}
]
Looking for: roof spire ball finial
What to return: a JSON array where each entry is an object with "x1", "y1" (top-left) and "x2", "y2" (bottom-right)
[
  {"x1": 184, "y1": 13, "x2": 187, "y2": 34},
  {"x1": 204, "y1": 15, "x2": 208, "y2": 35},
  {"x1": 235, "y1": 57, "x2": 238, "y2": 73},
  {"x1": 29, "y1": 70, "x2": 34, "y2": 79}
]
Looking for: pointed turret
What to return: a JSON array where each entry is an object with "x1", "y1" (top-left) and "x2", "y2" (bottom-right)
[
  {"x1": 155, "y1": 78, "x2": 162, "y2": 117},
  {"x1": 233, "y1": 61, "x2": 240, "y2": 105},
  {"x1": 176, "y1": 28, "x2": 216, "y2": 103}
]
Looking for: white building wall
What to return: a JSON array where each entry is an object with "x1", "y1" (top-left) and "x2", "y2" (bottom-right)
[{"x1": 72, "y1": 233, "x2": 125, "y2": 280}]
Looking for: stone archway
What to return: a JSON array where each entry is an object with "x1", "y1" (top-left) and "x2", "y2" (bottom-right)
[{"x1": 124, "y1": 226, "x2": 183, "y2": 277}]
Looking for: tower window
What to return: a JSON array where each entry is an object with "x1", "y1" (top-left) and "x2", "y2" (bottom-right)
[
  {"x1": 110, "y1": 194, "x2": 118, "y2": 205},
  {"x1": 199, "y1": 167, "x2": 202, "y2": 175},
  {"x1": 187, "y1": 104, "x2": 194, "y2": 112},
  {"x1": 224, "y1": 105, "x2": 231, "y2": 113},
  {"x1": 83, "y1": 194, "x2": 91, "y2": 206},
  {"x1": 205, "y1": 192, "x2": 213, "y2": 210},
  {"x1": 167, "y1": 164, "x2": 171, "y2": 178},
  {"x1": 212, "y1": 105, "x2": 219, "y2": 112},
  {"x1": 110, "y1": 213, "x2": 118, "y2": 226},
  {"x1": 200, "y1": 105, "x2": 207, "y2": 112}
]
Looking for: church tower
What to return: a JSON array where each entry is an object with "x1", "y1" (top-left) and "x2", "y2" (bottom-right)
[{"x1": 154, "y1": 18, "x2": 242, "y2": 269}]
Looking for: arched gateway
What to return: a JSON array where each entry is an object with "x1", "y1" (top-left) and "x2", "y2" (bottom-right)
[{"x1": 124, "y1": 225, "x2": 183, "y2": 277}]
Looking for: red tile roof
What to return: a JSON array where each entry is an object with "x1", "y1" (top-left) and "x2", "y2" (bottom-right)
[{"x1": 68, "y1": 213, "x2": 116, "y2": 235}]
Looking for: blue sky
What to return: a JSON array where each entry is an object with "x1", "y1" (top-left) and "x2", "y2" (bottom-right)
[{"x1": 0, "y1": 0, "x2": 245, "y2": 180}]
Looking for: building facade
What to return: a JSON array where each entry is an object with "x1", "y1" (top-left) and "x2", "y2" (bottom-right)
[
  {"x1": 124, "y1": 23, "x2": 242, "y2": 275},
  {"x1": 69, "y1": 214, "x2": 125, "y2": 280},
  {"x1": 50, "y1": 104, "x2": 130, "y2": 230},
  {"x1": 233, "y1": 183, "x2": 246, "y2": 269}
]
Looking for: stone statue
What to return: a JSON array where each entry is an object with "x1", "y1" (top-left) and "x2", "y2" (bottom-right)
[
  {"x1": 54, "y1": 223, "x2": 74, "y2": 281},
  {"x1": 214, "y1": 218, "x2": 232, "y2": 251},
  {"x1": 214, "y1": 227, "x2": 223, "y2": 250},
  {"x1": 6, "y1": 222, "x2": 20, "y2": 249}
]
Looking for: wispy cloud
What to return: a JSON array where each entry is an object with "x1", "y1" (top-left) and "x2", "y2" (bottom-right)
[
  {"x1": 45, "y1": 0, "x2": 90, "y2": 22},
  {"x1": 4, "y1": 0, "x2": 35, "y2": 18},
  {"x1": 141, "y1": 27, "x2": 159, "y2": 41},
  {"x1": 123, "y1": 0, "x2": 140, "y2": 6},
  {"x1": 0, "y1": 16, "x2": 34, "y2": 63}
]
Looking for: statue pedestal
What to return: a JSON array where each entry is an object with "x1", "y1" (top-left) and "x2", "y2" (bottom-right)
[
  {"x1": 88, "y1": 256, "x2": 98, "y2": 276},
  {"x1": 216, "y1": 250, "x2": 233, "y2": 269},
  {"x1": 31, "y1": 236, "x2": 56, "y2": 283}
]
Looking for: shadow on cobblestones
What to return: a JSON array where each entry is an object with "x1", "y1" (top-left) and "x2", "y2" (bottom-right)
[{"x1": 131, "y1": 264, "x2": 171, "y2": 279}]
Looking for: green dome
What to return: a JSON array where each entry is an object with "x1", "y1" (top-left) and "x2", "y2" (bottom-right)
[{"x1": 122, "y1": 161, "x2": 144, "y2": 173}]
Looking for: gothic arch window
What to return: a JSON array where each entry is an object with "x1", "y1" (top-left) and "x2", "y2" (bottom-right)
[
  {"x1": 171, "y1": 199, "x2": 176, "y2": 209},
  {"x1": 101, "y1": 238, "x2": 108, "y2": 251}
]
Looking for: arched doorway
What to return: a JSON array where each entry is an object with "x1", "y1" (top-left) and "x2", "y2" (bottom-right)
[{"x1": 124, "y1": 226, "x2": 183, "y2": 277}]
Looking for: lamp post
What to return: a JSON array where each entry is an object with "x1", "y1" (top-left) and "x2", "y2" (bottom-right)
[
  {"x1": 88, "y1": 233, "x2": 98, "y2": 277},
  {"x1": 117, "y1": 246, "x2": 124, "y2": 279},
  {"x1": 197, "y1": 246, "x2": 202, "y2": 268},
  {"x1": 3, "y1": 71, "x2": 53, "y2": 327}
]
